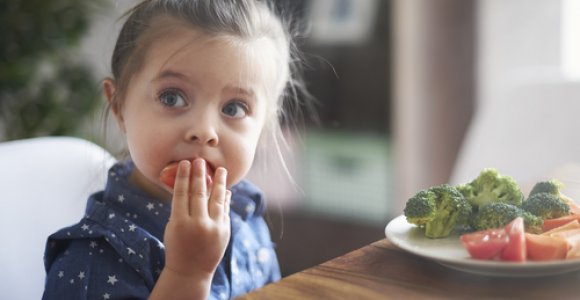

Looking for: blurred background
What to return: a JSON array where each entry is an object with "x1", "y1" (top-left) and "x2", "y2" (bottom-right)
[{"x1": 2, "y1": 0, "x2": 580, "y2": 278}]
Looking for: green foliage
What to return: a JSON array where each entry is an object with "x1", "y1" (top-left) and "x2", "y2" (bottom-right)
[{"x1": 0, "y1": 0, "x2": 106, "y2": 140}]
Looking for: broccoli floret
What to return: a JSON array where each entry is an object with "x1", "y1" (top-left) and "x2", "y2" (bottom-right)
[
  {"x1": 457, "y1": 168, "x2": 524, "y2": 212},
  {"x1": 403, "y1": 190, "x2": 436, "y2": 226},
  {"x1": 404, "y1": 184, "x2": 472, "y2": 239},
  {"x1": 522, "y1": 192, "x2": 570, "y2": 220},
  {"x1": 471, "y1": 203, "x2": 521, "y2": 231},
  {"x1": 455, "y1": 184, "x2": 474, "y2": 201},
  {"x1": 471, "y1": 203, "x2": 544, "y2": 233},
  {"x1": 529, "y1": 179, "x2": 564, "y2": 198},
  {"x1": 521, "y1": 211, "x2": 544, "y2": 234}
]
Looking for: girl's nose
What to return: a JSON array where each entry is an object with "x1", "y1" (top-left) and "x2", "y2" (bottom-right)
[{"x1": 184, "y1": 119, "x2": 219, "y2": 147}]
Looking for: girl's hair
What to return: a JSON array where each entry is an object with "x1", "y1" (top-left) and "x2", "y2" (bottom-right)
[{"x1": 106, "y1": 0, "x2": 313, "y2": 178}]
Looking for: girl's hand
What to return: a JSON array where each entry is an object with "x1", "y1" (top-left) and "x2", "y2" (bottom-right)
[{"x1": 162, "y1": 158, "x2": 231, "y2": 279}]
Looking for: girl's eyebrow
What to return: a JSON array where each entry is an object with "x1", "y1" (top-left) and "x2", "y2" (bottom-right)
[
  {"x1": 153, "y1": 70, "x2": 190, "y2": 82},
  {"x1": 224, "y1": 86, "x2": 255, "y2": 98},
  {"x1": 154, "y1": 69, "x2": 256, "y2": 98}
]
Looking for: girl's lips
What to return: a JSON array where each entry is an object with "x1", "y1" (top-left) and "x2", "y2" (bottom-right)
[{"x1": 159, "y1": 159, "x2": 214, "y2": 189}]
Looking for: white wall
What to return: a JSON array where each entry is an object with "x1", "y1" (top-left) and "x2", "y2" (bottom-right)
[
  {"x1": 451, "y1": 0, "x2": 580, "y2": 192},
  {"x1": 476, "y1": 0, "x2": 562, "y2": 105}
]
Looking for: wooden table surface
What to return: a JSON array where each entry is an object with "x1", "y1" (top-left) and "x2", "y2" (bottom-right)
[{"x1": 238, "y1": 239, "x2": 580, "y2": 299}]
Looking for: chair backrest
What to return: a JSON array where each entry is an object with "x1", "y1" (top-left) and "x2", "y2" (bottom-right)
[{"x1": 0, "y1": 137, "x2": 116, "y2": 300}]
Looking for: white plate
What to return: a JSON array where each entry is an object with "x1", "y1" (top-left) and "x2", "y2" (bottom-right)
[{"x1": 385, "y1": 215, "x2": 580, "y2": 277}]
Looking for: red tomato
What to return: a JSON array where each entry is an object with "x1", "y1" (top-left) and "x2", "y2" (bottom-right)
[
  {"x1": 159, "y1": 163, "x2": 178, "y2": 188},
  {"x1": 158, "y1": 160, "x2": 214, "y2": 189},
  {"x1": 525, "y1": 233, "x2": 567, "y2": 261},
  {"x1": 460, "y1": 228, "x2": 509, "y2": 260},
  {"x1": 500, "y1": 217, "x2": 526, "y2": 262}
]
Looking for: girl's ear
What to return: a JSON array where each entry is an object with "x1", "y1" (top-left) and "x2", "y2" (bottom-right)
[{"x1": 103, "y1": 78, "x2": 126, "y2": 133}]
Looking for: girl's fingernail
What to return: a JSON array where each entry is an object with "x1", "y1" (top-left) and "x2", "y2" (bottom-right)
[
  {"x1": 178, "y1": 160, "x2": 190, "y2": 174},
  {"x1": 219, "y1": 167, "x2": 227, "y2": 181},
  {"x1": 195, "y1": 158, "x2": 205, "y2": 170}
]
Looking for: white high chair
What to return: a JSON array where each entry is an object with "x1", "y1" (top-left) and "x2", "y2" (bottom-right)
[{"x1": 0, "y1": 137, "x2": 116, "y2": 300}]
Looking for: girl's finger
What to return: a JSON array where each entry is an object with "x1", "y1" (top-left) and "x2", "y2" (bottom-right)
[
  {"x1": 208, "y1": 167, "x2": 227, "y2": 220},
  {"x1": 224, "y1": 190, "x2": 231, "y2": 221},
  {"x1": 189, "y1": 158, "x2": 209, "y2": 218},
  {"x1": 170, "y1": 160, "x2": 191, "y2": 219}
]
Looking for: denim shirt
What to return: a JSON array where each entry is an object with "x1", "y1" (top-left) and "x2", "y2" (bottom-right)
[{"x1": 43, "y1": 161, "x2": 280, "y2": 300}]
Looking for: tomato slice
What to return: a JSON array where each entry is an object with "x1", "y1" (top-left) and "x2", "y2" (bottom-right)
[
  {"x1": 500, "y1": 217, "x2": 526, "y2": 262},
  {"x1": 159, "y1": 163, "x2": 178, "y2": 188},
  {"x1": 525, "y1": 233, "x2": 567, "y2": 261},
  {"x1": 159, "y1": 160, "x2": 214, "y2": 189},
  {"x1": 460, "y1": 228, "x2": 509, "y2": 260}
]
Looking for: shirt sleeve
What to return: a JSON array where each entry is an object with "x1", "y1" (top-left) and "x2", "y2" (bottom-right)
[{"x1": 43, "y1": 238, "x2": 150, "y2": 300}]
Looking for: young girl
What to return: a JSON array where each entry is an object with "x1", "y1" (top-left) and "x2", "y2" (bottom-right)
[{"x1": 42, "y1": 0, "x2": 309, "y2": 299}]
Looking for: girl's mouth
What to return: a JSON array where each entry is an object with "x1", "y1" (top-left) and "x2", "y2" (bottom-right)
[{"x1": 159, "y1": 159, "x2": 214, "y2": 189}]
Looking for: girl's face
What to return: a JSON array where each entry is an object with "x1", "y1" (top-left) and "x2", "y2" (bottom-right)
[{"x1": 108, "y1": 24, "x2": 278, "y2": 200}]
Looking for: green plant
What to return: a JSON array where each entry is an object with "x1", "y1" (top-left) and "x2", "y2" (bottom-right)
[{"x1": 0, "y1": 0, "x2": 106, "y2": 141}]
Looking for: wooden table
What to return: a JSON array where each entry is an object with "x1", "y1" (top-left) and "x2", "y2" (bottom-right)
[{"x1": 238, "y1": 239, "x2": 580, "y2": 299}]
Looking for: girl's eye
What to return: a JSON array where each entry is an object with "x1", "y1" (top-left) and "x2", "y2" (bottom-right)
[
  {"x1": 222, "y1": 101, "x2": 248, "y2": 118},
  {"x1": 159, "y1": 89, "x2": 187, "y2": 108}
]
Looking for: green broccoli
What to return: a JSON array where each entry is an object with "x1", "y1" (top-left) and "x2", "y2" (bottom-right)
[
  {"x1": 521, "y1": 211, "x2": 544, "y2": 234},
  {"x1": 471, "y1": 202, "x2": 521, "y2": 231},
  {"x1": 456, "y1": 168, "x2": 524, "y2": 212},
  {"x1": 522, "y1": 192, "x2": 570, "y2": 220},
  {"x1": 529, "y1": 179, "x2": 564, "y2": 197},
  {"x1": 404, "y1": 184, "x2": 472, "y2": 239},
  {"x1": 403, "y1": 189, "x2": 436, "y2": 226},
  {"x1": 471, "y1": 202, "x2": 544, "y2": 233}
]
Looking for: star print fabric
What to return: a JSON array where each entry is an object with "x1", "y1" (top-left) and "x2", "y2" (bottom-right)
[{"x1": 42, "y1": 161, "x2": 281, "y2": 300}]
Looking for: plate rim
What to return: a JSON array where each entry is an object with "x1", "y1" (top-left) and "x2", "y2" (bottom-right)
[{"x1": 385, "y1": 215, "x2": 580, "y2": 277}]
